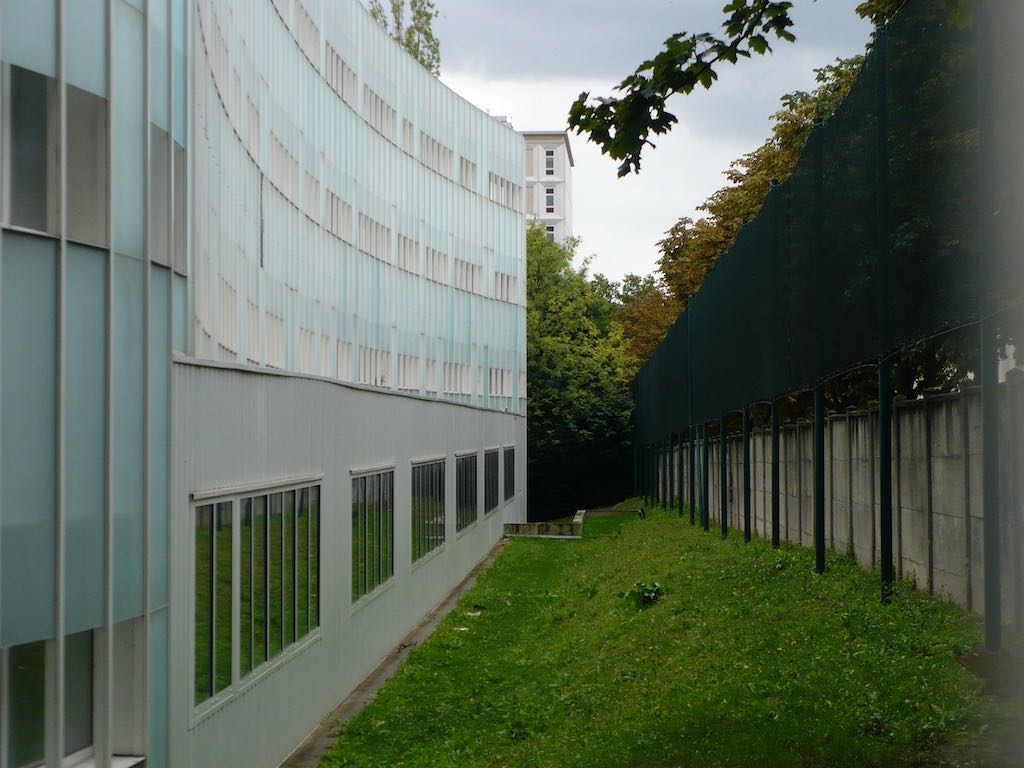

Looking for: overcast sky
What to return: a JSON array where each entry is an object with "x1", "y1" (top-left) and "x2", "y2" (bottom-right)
[{"x1": 434, "y1": 1, "x2": 874, "y2": 283}]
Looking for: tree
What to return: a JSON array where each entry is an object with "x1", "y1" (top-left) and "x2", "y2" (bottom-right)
[
  {"x1": 368, "y1": 0, "x2": 441, "y2": 75},
  {"x1": 568, "y1": 0, "x2": 971, "y2": 176},
  {"x1": 614, "y1": 274, "x2": 681, "y2": 365},
  {"x1": 526, "y1": 228, "x2": 636, "y2": 517},
  {"x1": 657, "y1": 57, "x2": 863, "y2": 304}
]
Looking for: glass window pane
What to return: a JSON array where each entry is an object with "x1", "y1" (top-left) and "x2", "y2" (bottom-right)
[
  {"x1": 64, "y1": 244, "x2": 107, "y2": 634},
  {"x1": 310, "y1": 487, "x2": 319, "y2": 628},
  {"x1": 384, "y1": 473, "x2": 393, "y2": 581},
  {"x1": 112, "y1": 2, "x2": 145, "y2": 257},
  {"x1": 268, "y1": 493, "x2": 282, "y2": 657},
  {"x1": 2, "y1": 0, "x2": 56, "y2": 77},
  {"x1": 113, "y1": 253, "x2": 145, "y2": 622},
  {"x1": 194, "y1": 504, "x2": 213, "y2": 704},
  {"x1": 66, "y1": 84, "x2": 109, "y2": 247},
  {"x1": 2, "y1": 233, "x2": 57, "y2": 647},
  {"x1": 213, "y1": 501, "x2": 232, "y2": 694},
  {"x1": 149, "y1": 0, "x2": 169, "y2": 128},
  {"x1": 8, "y1": 640, "x2": 46, "y2": 767},
  {"x1": 351, "y1": 477, "x2": 363, "y2": 601},
  {"x1": 173, "y1": 143, "x2": 187, "y2": 274},
  {"x1": 369, "y1": 474, "x2": 379, "y2": 591},
  {"x1": 253, "y1": 496, "x2": 267, "y2": 665},
  {"x1": 64, "y1": 630, "x2": 94, "y2": 756},
  {"x1": 64, "y1": 0, "x2": 106, "y2": 95},
  {"x1": 149, "y1": 125, "x2": 170, "y2": 264},
  {"x1": 296, "y1": 488, "x2": 309, "y2": 637},
  {"x1": 240, "y1": 498, "x2": 252, "y2": 677},
  {"x1": 283, "y1": 491, "x2": 295, "y2": 647},
  {"x1": 7, "y1": 65, "x2": 59, "y2": 233},
  {"x1": 148, "y1": 265, "x2": 171, "y2": 608}
]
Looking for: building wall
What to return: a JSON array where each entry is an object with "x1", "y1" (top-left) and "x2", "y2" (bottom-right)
[
  {"x1": 170, "y1": 362, "x2": 525, "y2": 768},
  {"x1": 0, "y1": 0, "x2": 526, "y2": 766},
  {"x1": 0, "y1": 0, "x2": 187, "y2": 764},
  {"x1": 192, "y1": 0, "x2": 526, "y2": 414},
  {"x1": 657, "y1": 381, "x2": 1023, "y2": 631},
  {"x1": 523, "y1": 133, "x2": 572, "y2": 242}
]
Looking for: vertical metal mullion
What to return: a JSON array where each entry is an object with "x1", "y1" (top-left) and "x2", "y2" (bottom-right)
[
  {"x1": 292, "y1": 494, "x2": 298, "y2": 640},
  {"x1": 141, "y1": 0, "x2": 154, "y2": 755},
  {"x1": 1, "y1": 648, "x2": 8, "y2": 768},
  {"x1": 0, "y1": 63, "x2": 4, "y2": 768},
  {"x1": 743, "y1": 408, "x2": 751, "y2": 543},
  {"x1": 268, "y1": 499, "x2": 272, "y2": 663},
  {"x1": 54, "y1": 0, "x2": 69, "y2": 763},
  {"x1": 101, "y1": 0, "x2": 115, "y2": 763}
]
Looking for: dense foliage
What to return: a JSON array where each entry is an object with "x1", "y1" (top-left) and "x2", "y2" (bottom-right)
[{"x1": 525, "y1": 228, "x2": 636, "y2": 519}]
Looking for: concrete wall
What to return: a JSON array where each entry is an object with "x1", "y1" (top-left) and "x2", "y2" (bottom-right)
[{"x1": 656, "y1": 378, "x2": 1024, "y2": 630}]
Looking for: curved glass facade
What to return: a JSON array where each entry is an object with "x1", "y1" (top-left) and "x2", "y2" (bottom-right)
[
  {"x1": 1, "y1": 1, "x2": 524, "y2": 765},
  {"x1": 192, "y1": 0, "x2": 526, "y2": 412}
]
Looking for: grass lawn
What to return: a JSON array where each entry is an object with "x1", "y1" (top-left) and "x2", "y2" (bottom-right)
[{"x1": 323, "y1": 501, "x2": 1019, "y2": 767}]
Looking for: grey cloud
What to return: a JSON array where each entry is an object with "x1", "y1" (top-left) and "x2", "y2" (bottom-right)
[{"x1": 436, "y1": 0, "x2": 872, "y2": 81}]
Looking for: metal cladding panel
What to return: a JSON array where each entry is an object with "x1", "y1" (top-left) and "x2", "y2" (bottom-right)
[{"x1": 169, "y1": 362, "x2": 526, "y2": 768}]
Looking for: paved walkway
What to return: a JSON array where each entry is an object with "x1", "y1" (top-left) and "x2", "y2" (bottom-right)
[{"x1": 280, "y1": 540, "x2": 508, "y2": 768}]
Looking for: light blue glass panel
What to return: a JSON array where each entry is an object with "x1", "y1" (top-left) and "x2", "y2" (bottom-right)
[
  {"x1": 148, "y1": 607, "x2": 169, "y2": 768},
  {"x1": 1, "y1": 232, "x2": 56, "y2": 646},
  {"x1": 112, "y1": 2, "x2": 145, "y2": 257},
  {"x1": 65, "y1": 0, "x2": 107, "y2": 96},
  {"x1": 172, "y1": 272, "x2": 186, "y2": 351},
  {"x1": 149, "y1": 265, "x2": 170, "y2": 607},
  {"x1": 112, "y1": 253, "x2": 145, "y2": 621},
  {"x1": 2, "y1": 0, "x2": 56, "y2": 76},
  {"x1": 64, "y1": 244, "x2": 107, "y2": 634},
  {"x1": 149, "y1": 0, "x2": 169, "y2": 130},
  {"x1": 171, "y1": 0, "x2": 186, "y2": 145}
]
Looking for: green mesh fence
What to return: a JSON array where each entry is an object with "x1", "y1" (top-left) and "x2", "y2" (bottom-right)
[{"x1": 634, "y1": 0, "x2": 1023, "y2": 451}]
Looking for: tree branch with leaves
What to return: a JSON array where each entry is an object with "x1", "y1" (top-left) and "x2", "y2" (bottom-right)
[{"x1": 568, "y1": 1, "x2": 797, "y2": 177}]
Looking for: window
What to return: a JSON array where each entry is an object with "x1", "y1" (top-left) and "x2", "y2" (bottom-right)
[
  {"x1": 412, "y1": 460, "x2": 445, "y2": 561},
  {"x1": 352, "y1": 470, "x2": 394, "y2": 601},
  {"x1": 545, "y1": 225, "x2": 555, "y2": 242},
  {"x1": 456, "y1": 454, "x2": 478, "y2": 531},
  {"x1": 3, "y1": 631, "x2": 97, "y2": 767},
  {"x1": 545, "y1": 187, "x2": 555, "y2": 213},
  {"x1": 194, "y1": 484, "x2": 321, "y2": 706},
  {"x1": 484, "y1": 450, "x2": 499, "y2": 515},
  {"x1": 504, "y1": 447, "x2": 515, "y2": 501},
  {"x1": 7, "y1": 640, "x2": 45, "y2": 766},
  {"x1": 545, "y1": 148, "x2": 555, "y2": 175},
  {"x1": 68, "y1": 84, "x2": 110, "y2": 246},
  {"x1": 194, "y1": 501, "x2": 232, "y2": 704},
  {"x1": 6, "y1": 65, "x2": 60, "y2": 233}
]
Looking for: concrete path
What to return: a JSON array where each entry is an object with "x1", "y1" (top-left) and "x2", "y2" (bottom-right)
[{"x1": 279, "y1": 540, "x2": 508, "y2": 768}]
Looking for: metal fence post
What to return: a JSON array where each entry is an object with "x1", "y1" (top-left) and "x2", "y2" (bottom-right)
[
  {"x1": 702, "y1": 423, "x2": 711, "y2": 531},
  {"x1": 876, "y1": 22, "x2": 895, "y2": 604},
  {"x1": 771, "y1": 399, "x2": 781, "y2": 548},
  {"x1": 743, "y1": 406, "x2": 752, "y2": 542},
  {"x1": 689, "y1": 425, "x2": 696, "y2": 525},
  {"x1": 721, "y1": 415, "x2": 729, "y2": 537},
  {"x1": 812, "y1": 115, "x2": 827, "y2": 575},
  {"x1": 815, "y1": 385, "x2": 826, "y2": 573}
]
